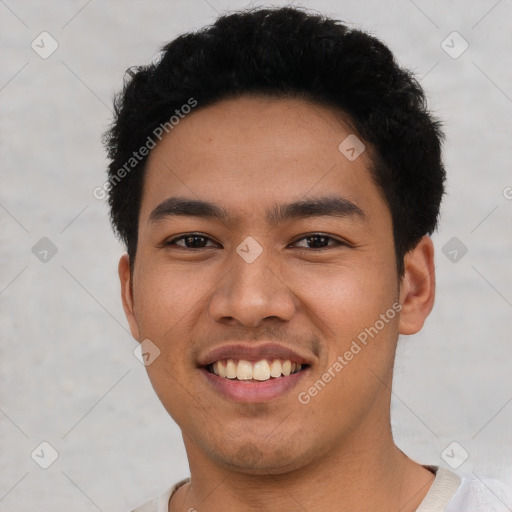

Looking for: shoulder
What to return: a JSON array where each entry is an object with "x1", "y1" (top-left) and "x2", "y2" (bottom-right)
[
  {"x1": 446, "y1": 474, "x2": 512, "y2": 512},
  {"x1": 129, "y1": 478, "x2": 190, "y2": 512}
]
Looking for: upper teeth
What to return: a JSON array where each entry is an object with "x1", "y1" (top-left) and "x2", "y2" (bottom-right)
[{"x1": 211, "y1": 359, "x2": 303, "y2": 381}]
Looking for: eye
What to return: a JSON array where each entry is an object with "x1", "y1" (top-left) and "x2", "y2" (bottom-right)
[
  {"x1": 290, "y1": 233, "x2": 346, "y2": 250},
  {"x1": 164, "y1": 233, "x2": 220, "y2": 249},
  {"x1": 163, "y1": 233, "x2": 347, "y2": 251}
]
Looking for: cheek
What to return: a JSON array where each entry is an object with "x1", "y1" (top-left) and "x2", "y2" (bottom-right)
[
  {"x1": 286, "y1": 258, "x2": 396, "y2": 342},
  {"x1": 295, "y1": 268, "x2": 399, "y2": 428},
  {"x1": 132, "y1": 259, "x2": 213, "y2": 337}
]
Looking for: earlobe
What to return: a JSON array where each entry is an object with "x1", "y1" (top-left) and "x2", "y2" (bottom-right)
[
  {"x1": 118, "y1": 254, "x2": 141, "y2": 341},
  {"x1": 398, "y1": 236, "x2": 436, "y2": 335}
]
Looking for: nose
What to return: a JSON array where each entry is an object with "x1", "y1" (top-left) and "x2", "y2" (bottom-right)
[{"x1": 208, "y1": 246, "x2": 297, "y2": 328}]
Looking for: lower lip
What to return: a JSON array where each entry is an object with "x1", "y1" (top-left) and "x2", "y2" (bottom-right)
[{"x1": 200, "y1": 367, "x2": 310, "y2": 402}]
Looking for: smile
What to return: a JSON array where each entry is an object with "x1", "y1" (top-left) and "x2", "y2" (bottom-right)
[
  {"x1": 201, "y1": 359, "x2": 310, "y2": 402},
  {"x1": 207, "y1": 358, "x2": 306, "y2": 381}
]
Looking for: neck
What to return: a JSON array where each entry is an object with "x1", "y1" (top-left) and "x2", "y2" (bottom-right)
[{"x1": 170, "y1": 416, "x2": 435, "y2": 512}]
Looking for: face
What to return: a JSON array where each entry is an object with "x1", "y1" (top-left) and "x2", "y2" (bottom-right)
[{"x1": 119, "y1": 95, "x2": 434, "y2": 475}]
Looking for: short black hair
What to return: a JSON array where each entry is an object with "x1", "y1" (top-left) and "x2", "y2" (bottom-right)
[{"x1": 103, "y1": 5, "x2": 445, "y2": 276}]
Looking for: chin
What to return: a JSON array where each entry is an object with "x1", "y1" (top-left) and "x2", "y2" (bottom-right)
[{"x1": 211, "y1": 439, "x2": 316, "y2": 476}]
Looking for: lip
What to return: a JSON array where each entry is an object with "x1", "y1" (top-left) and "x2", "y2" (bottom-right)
[
  {"x1": 197, "y1": 342, "x2": 314, "y2": 367},
  {"x1": 200, "y1": 365, "x2": 311, "y2": 402}
]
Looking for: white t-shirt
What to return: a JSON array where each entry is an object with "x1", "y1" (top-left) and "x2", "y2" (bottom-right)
[{"x1": 130, "y1": 465, "x2": 512, "y2": 512}]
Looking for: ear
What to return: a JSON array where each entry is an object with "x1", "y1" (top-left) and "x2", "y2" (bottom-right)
[
  {"x1": 118, "y1": 253, "x2": 141, "y2": 341},
  {"x1": 398, "y1": 236, "x2": 436, "y2": 335}
]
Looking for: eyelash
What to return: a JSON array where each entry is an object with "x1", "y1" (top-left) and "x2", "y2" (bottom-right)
[{"x1": 163, "y1": 232, "x2": 347, "y2": 251}]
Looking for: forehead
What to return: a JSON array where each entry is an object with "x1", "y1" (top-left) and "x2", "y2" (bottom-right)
[{"x1": 140, "y1": 95, "x2": 386, "y2": 224}]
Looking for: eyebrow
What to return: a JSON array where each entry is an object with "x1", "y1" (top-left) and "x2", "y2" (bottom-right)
[{"x1": 148, "y1": 195, "x2": 365, "y2": 225}]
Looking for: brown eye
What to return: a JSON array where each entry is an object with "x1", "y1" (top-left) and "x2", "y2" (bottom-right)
[
  {"x1": 165, "y1": 233, "x2": 219, "y2": 249},
  {"x1": 291, "y1": 234, "x2": 344, "y2": 249}
]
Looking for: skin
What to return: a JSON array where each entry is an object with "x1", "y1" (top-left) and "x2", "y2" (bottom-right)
[{"x1": 119, "y1": 95, "x2": 437, "y2": 512}]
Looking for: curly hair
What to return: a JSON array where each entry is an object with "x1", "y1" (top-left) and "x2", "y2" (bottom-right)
[{"x1": 103, "y1": 5, "x2": 445, "y2": 276}]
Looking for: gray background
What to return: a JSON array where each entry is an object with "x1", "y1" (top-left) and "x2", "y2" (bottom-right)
[{"x1": 1, "y1": 0, "x2": 511, "y2": 510}]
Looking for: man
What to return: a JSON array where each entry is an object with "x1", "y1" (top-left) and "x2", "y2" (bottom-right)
[{"x1": 103, "y1": 6, "x2": 512, "y2": 512}]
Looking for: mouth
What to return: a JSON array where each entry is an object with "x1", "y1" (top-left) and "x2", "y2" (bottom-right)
[
  {"x1": 200, "y1": 358, "x2": 311, "y2": 402},
  {"x1": 205, "y1": 358, "x2": 309, "y2": 382}
]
